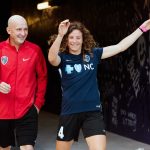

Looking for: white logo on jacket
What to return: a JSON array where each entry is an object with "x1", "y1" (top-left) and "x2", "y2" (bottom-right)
[{"x1": 23, "y1": 58, "x2": 30, "y2": 61}]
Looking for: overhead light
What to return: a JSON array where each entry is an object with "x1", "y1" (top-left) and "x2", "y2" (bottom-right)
[{"x1": 37, "y1": 2, "x2": 51, "y2": 10}]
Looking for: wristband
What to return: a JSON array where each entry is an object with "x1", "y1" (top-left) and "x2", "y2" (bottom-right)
[{"x1": 139, "y1": 25, "x2": 148, "y2": 32}]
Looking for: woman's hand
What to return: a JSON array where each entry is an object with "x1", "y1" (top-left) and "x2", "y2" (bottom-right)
[
  {"x1": 140, "y1": 19, "x2": 150, "y2": 32},
  {"x1": 58, "y1": 19, "x2": 70, "y2": 37}
]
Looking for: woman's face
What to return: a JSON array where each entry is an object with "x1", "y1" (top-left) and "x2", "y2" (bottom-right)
[{"x1": 67, "y1": 29, "x2": 83, "y2": 55}]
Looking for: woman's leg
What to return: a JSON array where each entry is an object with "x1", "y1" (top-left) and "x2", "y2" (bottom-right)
[
  {"x1": 56, "y1": 140, "x2": 74, "y2": 150},
  {"x1": 86, "y1": 135, "x2": 106, "y2": 150}
]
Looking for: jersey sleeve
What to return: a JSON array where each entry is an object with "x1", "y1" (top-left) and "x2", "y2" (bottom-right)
[{"x1": 93, "y1": 47, "x2": 103, "y2": 64}]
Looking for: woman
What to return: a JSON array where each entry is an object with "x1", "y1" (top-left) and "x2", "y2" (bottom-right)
[{"x1": 48, "y1": 19, "x2": 150, "y2": 150}]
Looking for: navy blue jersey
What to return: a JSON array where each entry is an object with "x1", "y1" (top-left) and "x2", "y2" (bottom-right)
[{"x1": 59, "y1": 48, "x2": 103, "y2": 115}]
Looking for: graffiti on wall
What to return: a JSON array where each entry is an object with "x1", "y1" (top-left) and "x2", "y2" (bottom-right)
[{"x1": 98, "y1": 0, "x2": 150, "y2": 144}]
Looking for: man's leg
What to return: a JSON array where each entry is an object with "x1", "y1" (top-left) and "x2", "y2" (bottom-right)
[
  {"x1": 0, "y1": 120, "x2": 15, "y2": 150},
  {"x1": 20, "y1": 145, "x2": 34, "y2": 150},
  {"x1": 16, "y1": 106, "x2": 38, "y2": 150},
  {"x1": 0, "y1": 146, "x2": 11, "y2": 150}
]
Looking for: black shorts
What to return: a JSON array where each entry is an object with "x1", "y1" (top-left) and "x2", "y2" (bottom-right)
[
  {"x1": 57, "y1": 111, "x2": 106, "y2": 141},
  {"x1": 0, "y1": 105, "x2": 38, "y2": 148}
]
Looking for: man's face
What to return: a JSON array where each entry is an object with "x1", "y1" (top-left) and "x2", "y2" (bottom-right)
[{"x1": 7, "y1": 19, "x2": 28, "y2": 47}]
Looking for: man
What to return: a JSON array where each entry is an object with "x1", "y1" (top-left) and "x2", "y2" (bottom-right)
[{"x1": 0, "y1": 15, "x2": 47, "y2": 150}]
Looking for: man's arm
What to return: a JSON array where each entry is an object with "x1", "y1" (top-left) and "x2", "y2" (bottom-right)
[{"x1": 34, "y1": 48, "x2": 47, "y2": 113}]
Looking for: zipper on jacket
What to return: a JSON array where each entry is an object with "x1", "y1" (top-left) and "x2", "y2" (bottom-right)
[{"x1": 14, "y1": 50, "x2": 18, "y2": 119}]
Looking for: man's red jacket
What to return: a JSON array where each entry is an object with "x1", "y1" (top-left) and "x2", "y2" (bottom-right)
[{"x1": 0, "y1": 39, "x2": 47, "y2": 119}]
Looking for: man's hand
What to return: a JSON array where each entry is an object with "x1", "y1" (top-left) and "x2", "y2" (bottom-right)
[{"x1": 0, "y1": 82, "x2": 11, "y2": 94}]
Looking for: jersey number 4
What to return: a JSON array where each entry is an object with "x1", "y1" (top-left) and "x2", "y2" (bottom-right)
[{"x1": 58, "y1": 126, "x2": 64, "y2": 139}]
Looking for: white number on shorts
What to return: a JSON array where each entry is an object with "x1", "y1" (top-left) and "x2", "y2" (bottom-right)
[{"x1": 58, "y1": 126, "x2": 64, "y2": 139}]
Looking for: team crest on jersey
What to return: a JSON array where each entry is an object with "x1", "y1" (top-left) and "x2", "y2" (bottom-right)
[
  {"x1": 84, "y1": 55, "x2": 90, "y2": 62},
  {"x1": 74, "y1": 64, "x2": 82, "y2": 72},
  {"x1": 1, "y1": 56, "x2": 8, "y2": 65}
]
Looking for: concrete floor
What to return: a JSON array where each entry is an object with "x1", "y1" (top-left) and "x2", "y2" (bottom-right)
[{"x1": 33, "y1": 111, "x2": 150, "y2": 150}]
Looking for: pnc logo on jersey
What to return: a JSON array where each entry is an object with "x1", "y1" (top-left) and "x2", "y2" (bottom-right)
[
  {"x1": 1, "y1": 56, "x2": 8, "y2": 65},
  {"x1": 65, "y1": 63, "x2": 94, "y2": 74},
  {"x1": 74, "y1": 64, "x2": 82, "y2": 72},
  {"x1": 65, "y1": 65, "x2": 74, "y2": 74}
]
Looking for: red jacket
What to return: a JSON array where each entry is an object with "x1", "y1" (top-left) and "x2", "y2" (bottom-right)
[{"x1": 0, "y1": 39, "x2": 47, "y2": 119}]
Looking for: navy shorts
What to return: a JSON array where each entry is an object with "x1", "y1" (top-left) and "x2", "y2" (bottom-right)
[
  {"x1": 57, "y1": 111, "x2": 106, "y2": 141},
  {"x1": 0, "y1": 105, "x2": 38, "y2": 148}
]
